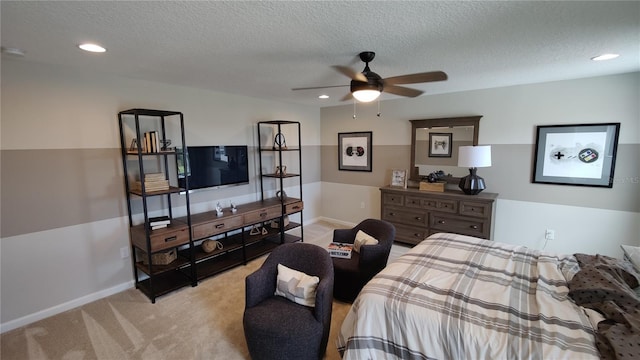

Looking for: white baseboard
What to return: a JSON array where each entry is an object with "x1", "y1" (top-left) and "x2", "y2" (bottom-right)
[
  {"x1": 0, "y1": 280, "x2": 135, "y2": 334},
  {"x1": 317, "y1": 216, "x2": 356, "y2": 228}
]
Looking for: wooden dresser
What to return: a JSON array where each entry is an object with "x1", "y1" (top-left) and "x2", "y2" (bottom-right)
[{"x1": 380, "y1": 186, "x2": 498, "y2": 245}]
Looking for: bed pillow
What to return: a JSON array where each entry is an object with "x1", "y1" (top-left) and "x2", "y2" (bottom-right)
[
  {"x1": 353, "y1": 230, "x2": 379, "y2": 253},
  {"x1": 275, "y1": 263, "x2": 319, "y2": 307},
  {"x1": 621, "y1": 245, "x2": 640, "y2": 273}
]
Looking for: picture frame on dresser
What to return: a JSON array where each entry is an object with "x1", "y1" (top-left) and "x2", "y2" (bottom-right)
[
  {"x1": 532, "y1": 123, "x2": 620, "y2": 188},
  {"x1": 390, "y1": 169, "x2": 408, "y2": 188},
  {"x1": 338, "y1": 131, "x2": 372, "y2": 172}
]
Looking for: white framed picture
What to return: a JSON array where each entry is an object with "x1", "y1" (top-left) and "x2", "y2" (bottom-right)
[{"x1": 390, "y1": 169, "x2": 407, "y2": 188}]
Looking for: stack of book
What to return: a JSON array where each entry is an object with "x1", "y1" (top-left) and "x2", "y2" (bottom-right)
[
  {"x1": 144, "y1": 131, "x2": 160, "y2": 153},
  {"x1": 132, "y1": 173, "x2": 169, "y2": 192},
  {"x1": 327, "y1": 242, "x2": 353, "y2": 259},
  {"x1": 148, "y1": 215, "x2": 171, "y2": 230}
]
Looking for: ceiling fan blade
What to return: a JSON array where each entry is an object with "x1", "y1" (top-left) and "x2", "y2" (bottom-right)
[
  {"x1": 332, "y1": 65, "x2": 367, "y2": 82},
  {"x1": 291, "y1": 84, "x2": 349, "y2": 91},
  {"x1": 340, "y1": 92, "x2": 353, "y2": 101},
  {"x1": 384, "y1": 84, "x2": 424, "y2": 98},
  {"x1": 383, "y1": 71, "x2": 448, "y2": 85}
]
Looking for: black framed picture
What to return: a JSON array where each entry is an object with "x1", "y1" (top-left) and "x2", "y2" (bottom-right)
[
  {"x1": 338, "y1": 131, "x2": 372, "y2": 172},
  {"x1": 428, "y1": 133, "x2": 452, "y2": 157},
  {"x1": 532, "y1": 123, "x2": 620, "y2": 187}
]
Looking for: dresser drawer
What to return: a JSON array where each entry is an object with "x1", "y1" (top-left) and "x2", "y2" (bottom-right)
[
  {"x1": 192, "y1": 215, "x2": 243, "y2": 239},
  {"x1": 244, "y1": 205, "x2": 282, "y2": 224},
  {"x1": 382, "y1": 207, "x2": 428, "y2": 227},
  {"x1": 459, "y1": 201, "x2": 492, "y2": 219},
  {"x1": 383, "y1": 193, "x2": 404, "y2": 206},
  {"x1": 405, "y1": 195, "x2": 457, "y2": 214},
  {"x1": 131, "y1": 222, "x2": 190, "y2": 253},
  {"x1": 393, "y1": 223, "x2": 429, "y2": 245},
  {"x1": 285, "y1": 201, "x2": 304, "y2": 214},
  {"x1": 430, "y1": 214, "x2": 487, "y2": 238}
]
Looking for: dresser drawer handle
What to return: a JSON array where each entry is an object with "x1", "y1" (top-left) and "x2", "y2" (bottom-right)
[
  {"x1": 259, "y1": 212, "x2": 268, "y2": 218},
  {"x1": 438, "y1": 220, "x2": 445, "y2": 224},
  {"x1": 215, "y1": 223, "x2": 225, "y2": 229},
  {"x1": 291, "y1": 206, "x2": 300, "y2": 210},
  {"x1": 389, "y1": 212, "x2": 395, "y2": 216},
  {"x1": 415, "y1": 216, "x2": 422, "y2": 221},
  {"x1": 164, "y1": 235, "x2": 177, "y2": 243},
  {"x1": 470, "y1": 225, "x2": 479, "y2": 230},
  {"x1": 414, "y1": 233, "x2": 422, "y2": 238}
]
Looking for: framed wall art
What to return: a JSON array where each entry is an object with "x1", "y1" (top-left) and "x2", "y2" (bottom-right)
[
  {"x1": 428, "y1": 133, "x2": 452, "y2": 157},
  {"x1": 532, "y1": 123, "x2": 620, "y2": 188},
  {"x1": 338, "y1": 131, "x2": 372, "y2": 172},
  {"x1": 390, "y1": 169, "x2": 408, "y2": 188}
]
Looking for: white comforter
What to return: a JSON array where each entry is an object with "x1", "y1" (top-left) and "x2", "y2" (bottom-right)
[{"x1": 337, "y1": 233, "x2": 600, "y2": 359}]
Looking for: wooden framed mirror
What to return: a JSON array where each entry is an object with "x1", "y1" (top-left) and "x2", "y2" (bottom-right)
[{"x1": 410, "y1": 116, "x2": 482, "y2": 183}]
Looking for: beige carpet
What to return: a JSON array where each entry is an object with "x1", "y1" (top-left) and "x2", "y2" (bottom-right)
[{"x1": 1, "y1": 221, "x2": 410, "y2": 359}]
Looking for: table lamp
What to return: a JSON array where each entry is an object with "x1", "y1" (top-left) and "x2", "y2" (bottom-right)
[{"x1": 457, "y1": 145, "x2": 492, "y2": 195}]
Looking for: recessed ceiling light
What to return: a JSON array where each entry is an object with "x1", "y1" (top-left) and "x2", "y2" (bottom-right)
[
  {"x1": 591, "y1": 53, "x2": 619, "y2": 61},
  {"x1": 318, "y1": 95, "x2": 329, "y2": 99},
  {"x1": 78, "y1": 43, "x2": 107, "y2": 53}
]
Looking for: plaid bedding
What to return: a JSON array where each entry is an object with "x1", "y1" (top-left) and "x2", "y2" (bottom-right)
[{"x1": 337, "y1": 233, "x2": 600, "y2": 360}]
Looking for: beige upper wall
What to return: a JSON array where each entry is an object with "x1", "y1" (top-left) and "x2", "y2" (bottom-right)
[
  {"x1": 1, "y1": 59, "x2": 322, "y2": 151},
  {"x1": 321, "y1": 72, "x2": 639, "y2": 146}
]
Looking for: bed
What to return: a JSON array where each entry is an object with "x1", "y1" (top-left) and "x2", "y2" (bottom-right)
[{"x1": 337, "y1": 233, "x2": 640, "y2": 359}]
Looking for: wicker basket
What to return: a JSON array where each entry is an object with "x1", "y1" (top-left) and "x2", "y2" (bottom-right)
[{"x1": 141, "y1": 248, "x2": 177, "y2": 265}]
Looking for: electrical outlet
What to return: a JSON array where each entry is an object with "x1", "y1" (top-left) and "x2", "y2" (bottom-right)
[
  {"x1": 120, "y1": 246, "x2": 130, "y2": 259},
  {"x1": 360, "y1": 201, "x2": 365, "y2": 209},
  {"x1": 545, "y1": 229, "x2": 555, "y2": 241}
]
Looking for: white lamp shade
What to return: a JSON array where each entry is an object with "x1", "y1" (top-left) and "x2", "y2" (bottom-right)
[{"x1": 458, "y1": 145, "x2": 492, "y2": 168}]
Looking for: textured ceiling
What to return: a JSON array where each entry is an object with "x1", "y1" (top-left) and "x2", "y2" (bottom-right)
[{"x1": 1, "y1": 1, "x2": 638, "y2": 107}]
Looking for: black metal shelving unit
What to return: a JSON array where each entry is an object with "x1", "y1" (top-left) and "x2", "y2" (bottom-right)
[
  {"x1": 257, "y1": 120, "x2": 304, "y2": 243},
  {"x1": 118, "y1": 108, "x2": 194, "y2": 303}
]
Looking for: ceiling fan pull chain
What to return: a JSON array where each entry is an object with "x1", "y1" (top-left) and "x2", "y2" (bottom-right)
[
  {"x1": 377, "y1": 98, "x2": 381, "y2": 117},
  {"x1": 353, "y1": 99, "x2": 357, "y2": 119}
]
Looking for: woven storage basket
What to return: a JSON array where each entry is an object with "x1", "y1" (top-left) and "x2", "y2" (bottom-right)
[{"x1": 141, "y1": 248, "x2": 177, "y2": 265}]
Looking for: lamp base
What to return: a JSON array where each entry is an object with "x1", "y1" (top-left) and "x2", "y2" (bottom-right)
[{"x1": 459, "y1": 168, "x2": 486, "y2": 195}]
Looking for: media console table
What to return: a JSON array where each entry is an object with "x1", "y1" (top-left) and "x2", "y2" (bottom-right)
[{"x1": 131, "y1": 197, "x2": 303, "y2": 300}]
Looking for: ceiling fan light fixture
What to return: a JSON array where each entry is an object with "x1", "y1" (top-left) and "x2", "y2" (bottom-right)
[{"x1": 352, "y1": 89, "x2": 381, "y2": 102}]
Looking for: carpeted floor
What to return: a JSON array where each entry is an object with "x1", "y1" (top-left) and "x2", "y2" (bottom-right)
[{"x1": 1, "y1": 221, "x2": 410, "y2": 359}]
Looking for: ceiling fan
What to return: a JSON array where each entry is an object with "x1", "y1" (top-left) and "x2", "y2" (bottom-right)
[{"x1": 292, "y1": 51, "x2": 448, "y2": 102}]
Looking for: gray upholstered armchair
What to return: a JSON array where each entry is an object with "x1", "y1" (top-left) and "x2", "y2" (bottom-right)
[
  {"x1": 243, "y1": 243, "x2": 334, "y2": 360},
  {"x1": 332, "y1": 218, "x2": 396, "y2": 302}
]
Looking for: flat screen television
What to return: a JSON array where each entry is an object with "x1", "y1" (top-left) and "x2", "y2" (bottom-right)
[{"x1": 176, "y1": 145, "x2": 249, "y2": 190}]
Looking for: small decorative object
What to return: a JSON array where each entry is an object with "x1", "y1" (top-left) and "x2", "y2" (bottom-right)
[
  {"x1": 276, "y1": 190, "x2": 287, "y2": 200},
  {"x1": 160, "y1": 139, "x2": 172, "y2": 151},
  {"x1": 419, "y1": 181, "x2": 446, "y2": 192},
  {"x1": 202, "y1": 239, "x2": 223, "y2": 253},
  {"x1": 231, "y1": 202, "x2": 238, "y2": 213},
  {"x1": 426, "y1": 170, "x2": 447, "y2": 183},
  {"x1": 390, "y1": 169, "x2": 407, "y2": 188},
  {"x1": 271, "y1": 215, "x2": 290, "y2": 229},
  {"x1": 458, "y1": 145, "x2": 492, "y2": 195},
  {"x1": 338, "y1": 131, "x2": 372, "y2": 172},
  {"x1": 250, "y1": 224, "x2": 269, "y2": 235},
  {"x1": 129, "y1": 138, "x2": 139, "y2": 151},
  {"x1": 216, "y1": 202, "x2": 224, "y2": 217},
  {"x1": 273, "y1": 132, "x2": 287, "y2": 150},
  {"x1": 532, "y1": 123, "x2": 620, "y2": 188},
  {"x1": 275, "y1": 165, "x2": 287, "y2": 177},
  {"x1": 429, "y1": 133, "x2": 453, "y2": 157}
]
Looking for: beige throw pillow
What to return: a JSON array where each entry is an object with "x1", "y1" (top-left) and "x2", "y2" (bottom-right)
[
  {"x1": 353, "y1": 230, "x2": 379, "y2": 253},
  {"x1": 275, "y1": 263, "x2": 319, "y2": 307}
]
